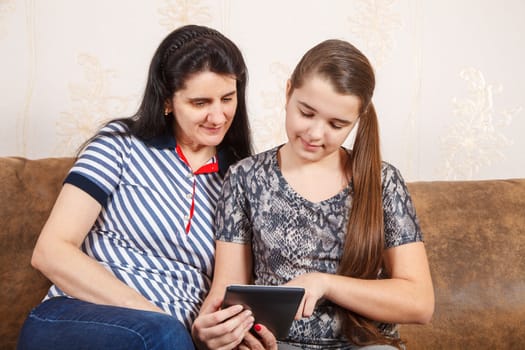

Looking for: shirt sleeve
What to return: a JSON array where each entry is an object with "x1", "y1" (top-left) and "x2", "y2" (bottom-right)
[
  {"x1": 64, "y1": 122, "x2": 130, "y2": 206},
  {"x1": 381, "y1": 163, "x2": 423, "y2": 248},
  {"x1": 214, "y1": 162, "x2": 253, "y2": 244}
]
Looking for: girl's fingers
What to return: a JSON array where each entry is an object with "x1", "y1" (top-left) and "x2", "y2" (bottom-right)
[{"x1": 295, "y1": 297, "x2": 305, "y2": 320}]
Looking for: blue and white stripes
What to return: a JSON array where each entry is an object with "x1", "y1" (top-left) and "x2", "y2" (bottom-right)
[{"x1": 46, "y1": 121, "x2": 222, "y2": 328}]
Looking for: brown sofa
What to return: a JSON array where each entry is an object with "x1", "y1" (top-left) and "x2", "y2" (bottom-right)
[{"x1": 1, "y1": 156, "x2": 524, "y2": 349}]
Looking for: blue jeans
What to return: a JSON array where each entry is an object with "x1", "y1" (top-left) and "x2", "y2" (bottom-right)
[{"x1": 17, "y1": 297, "x2": 195, "y2": 350}]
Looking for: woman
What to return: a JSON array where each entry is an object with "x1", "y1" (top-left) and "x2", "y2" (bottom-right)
[
  {"x1": 193, "y1": 39, "x2": 434, "y2": 349},
  {"x1": 18, "y1": 24, "x2": 255, "y2": 350}
]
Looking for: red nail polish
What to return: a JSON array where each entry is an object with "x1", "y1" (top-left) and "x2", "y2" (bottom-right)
[{"x1": 254, "y1": 324, "x2": 262, "y2": 332}]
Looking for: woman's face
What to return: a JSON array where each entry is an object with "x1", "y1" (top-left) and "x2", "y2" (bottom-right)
[
  {"x1": 285, "y1": 76, "x2": 360, "y2": 162},
  {"x1": 167, "y1": 71, "x2": 237, "y2": 150}
]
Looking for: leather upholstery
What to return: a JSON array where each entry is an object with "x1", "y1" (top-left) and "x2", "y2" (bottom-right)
[
  {"x1": 401, "y1": 179, "x2": 525, "y2": 349},
  {"x1": 0, "y1": 157, "x2": 523, "y2": 349},
  {"x1": 0, "y1": 157, "x2": 74, "y2": 349}
]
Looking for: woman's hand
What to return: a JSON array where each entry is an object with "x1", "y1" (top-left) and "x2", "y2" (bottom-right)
[
  {"x1": 192, "y1": 296, "x2": 255, "y2": 350},
  {"x1": 237, "y1": 323, "x2": 278, "y2": 350},
  {"x1": 284, "y1": 272, "x2": 328, "y2": 320}
]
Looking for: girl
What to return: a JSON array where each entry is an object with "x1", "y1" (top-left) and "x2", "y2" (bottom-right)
[{"x1": 193, "y1": 39, "x2": 434, "y2": 350}]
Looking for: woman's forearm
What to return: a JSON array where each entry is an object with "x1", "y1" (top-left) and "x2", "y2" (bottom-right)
[{"x1": 32, "y1": 237, "x2": 163, "y2": 313}]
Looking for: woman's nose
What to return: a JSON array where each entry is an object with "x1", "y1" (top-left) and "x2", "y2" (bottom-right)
[{"x1": 207, "y1": 103, "x2": 227, "y2": 124}]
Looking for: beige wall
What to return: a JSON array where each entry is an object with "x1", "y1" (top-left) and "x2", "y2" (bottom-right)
[{"x1": 1, "y1": 0, "x2": 523, "y2": 181}]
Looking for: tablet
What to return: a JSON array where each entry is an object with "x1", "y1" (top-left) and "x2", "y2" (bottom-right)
[{"x1": 221, "y1": 284, "x2": 305, "y2": 339}]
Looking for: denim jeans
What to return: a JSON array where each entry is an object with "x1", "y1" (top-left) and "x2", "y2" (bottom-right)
[{"x1": 17, "y1": 297, "x2": 195, "y2": 350}]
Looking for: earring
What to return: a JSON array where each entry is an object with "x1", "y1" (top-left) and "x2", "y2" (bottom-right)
[{"x1": 164, "y1": 108, "x2": 170, "y2": 116}]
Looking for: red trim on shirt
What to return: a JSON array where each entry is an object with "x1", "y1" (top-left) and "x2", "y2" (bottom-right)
[
  {"x1": 175, "y1": 145, "x2": 219, "y2": 174},
  {"x1": 176, "y1": 145, "x2": 219, "y2": 233}
]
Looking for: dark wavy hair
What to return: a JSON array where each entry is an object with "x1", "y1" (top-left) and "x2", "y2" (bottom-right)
[{"x1": 81, "y1": 24, "x2": 252, "y2": 162}]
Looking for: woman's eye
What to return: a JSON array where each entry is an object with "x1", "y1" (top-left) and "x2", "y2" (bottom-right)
[
  {"x1": 299, "y1": 109, "x2": 314, "y2": 117},
  {"x1": 222, "y1": 97, "x2": 233, "y2": 102},
  {"x1": 330, "y1": 123, "x2": 343, "y2": 130}
]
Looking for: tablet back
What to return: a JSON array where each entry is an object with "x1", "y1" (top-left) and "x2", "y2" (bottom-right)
[{"x1": 222, "y1": 285, "x2": 305, "y2": 339}]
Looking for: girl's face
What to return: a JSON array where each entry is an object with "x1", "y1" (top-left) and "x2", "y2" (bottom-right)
[
  {"x1": 285, "y1": 76, "x2": 360, "y2": 163},
  {"x1": 167, "y1": 71, "x2": 237, "y2": 150}
]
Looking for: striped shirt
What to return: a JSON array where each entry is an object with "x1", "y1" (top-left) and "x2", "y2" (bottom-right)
[{"x1": 46, "y1": 121, "x2": 226, "y2": 328}]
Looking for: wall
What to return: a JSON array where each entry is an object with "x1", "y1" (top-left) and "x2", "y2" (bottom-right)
[{"x1": 1, "y1": 0, "x2": 523, "y2": 181}]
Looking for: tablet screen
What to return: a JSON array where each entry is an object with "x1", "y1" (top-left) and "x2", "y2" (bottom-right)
[{"x1": 221, "y1": 284, "x2": 305, "y2": 339}]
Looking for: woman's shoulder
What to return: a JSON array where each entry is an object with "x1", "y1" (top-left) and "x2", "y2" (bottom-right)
[
  {"x1": 97, "y1": 120, "x2": 130, "y2": 136},
  {"x1": 80, "y1": 120, "x2": 133, "y2": 157},
  {"x1": 94, "y1": 120, "x2": 134, "y2": 143}
]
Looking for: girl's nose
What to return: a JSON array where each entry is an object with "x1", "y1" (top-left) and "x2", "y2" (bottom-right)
[{"x1": 308, "y1": 120, "x2": 324, "y2": 139}]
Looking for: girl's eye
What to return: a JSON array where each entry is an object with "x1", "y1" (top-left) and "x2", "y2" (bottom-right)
[
  {"x1": 222, "y1": 97, "x2": 233, "y2": 102},
  {"x1": 330, "y1": 123, "x2": 343, "y2": 130}
]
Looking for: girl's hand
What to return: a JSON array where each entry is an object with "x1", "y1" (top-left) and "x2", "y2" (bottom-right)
[
  {"x1": 284, "y1": 272, "x2": 328, "y2": 319},
  {"x1": 192, "y1": 296, "x2": 255, "y2": 350}
]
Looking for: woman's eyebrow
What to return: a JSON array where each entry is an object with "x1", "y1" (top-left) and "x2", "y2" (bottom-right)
[
  {"x1": 221, "y1": 90, "x2": 237, "y2": 98},
  {"x1": 187, "y1": 90, "x2": 236, "y2": 102}
]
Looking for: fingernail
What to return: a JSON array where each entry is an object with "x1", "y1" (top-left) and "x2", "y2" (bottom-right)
[{"x1": 254, "y1": 323, "x2": 262, "y2": 332}]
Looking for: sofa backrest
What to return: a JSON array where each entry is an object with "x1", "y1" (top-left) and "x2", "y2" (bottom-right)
[
  {"x1": 1, "y1": 156, "x2": 524, "y2": 349},
  {"x1": 0, "y1": 157, "x2": 75, "y2": 349},
  {"x1": 401, "y1": 179, "x2": 525, "y2": 349}
]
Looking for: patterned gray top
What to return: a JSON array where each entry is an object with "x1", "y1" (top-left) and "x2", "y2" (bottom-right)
[{"x1": 215, "y1": 146, "x2": 422, "y2": 348}]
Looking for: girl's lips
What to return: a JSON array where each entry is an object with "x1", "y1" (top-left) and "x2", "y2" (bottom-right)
[{"x1": 301, "y1": 138, "x2": 322, "y2": 151}]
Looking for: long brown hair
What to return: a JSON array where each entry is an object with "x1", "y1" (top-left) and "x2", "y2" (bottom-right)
[{"x1": 289, "y1": 40, "x2": 402, "y2": 348}]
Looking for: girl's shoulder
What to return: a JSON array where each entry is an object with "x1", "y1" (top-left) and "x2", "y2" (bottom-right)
[
  {"x1": 380, "y1": 161, "x2": 414, "y2": 201},
  {"x1": 230, "y1": 146, "x2": 279, "y2": 173},
  {"x1": 381, "y1": 161, "x2": 406, "y2": 185},
  {"x1": 342, "y1": 147, "x2": 406, "y2": 186}
]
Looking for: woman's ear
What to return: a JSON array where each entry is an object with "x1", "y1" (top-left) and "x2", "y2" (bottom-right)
[{"x1": 164, "y1": 99, "x2": 172, "y2": 116}]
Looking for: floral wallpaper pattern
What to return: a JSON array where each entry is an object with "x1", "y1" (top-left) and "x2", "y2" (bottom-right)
[
  {"x1": 347, "y1": 0, "x2": 402, "y2": 68},
  {"x1": 252, "y1": 62, "x2": 291, "y2": 152},
  {"x1": 55, "y1": 53, "x2": 137, "y2": 155},
  {"x1": 1, "y1": 0, "x2": 523, "y2": 181},
  {"x1": 439, "y1": 68, "x2": 521, "y2": 180},
  {"x1": 158, "y1": 0, "x2": 213, "y2": 30},
  {"x1": 0, "y1": 0, "x2": 16, "y2": 39}
]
